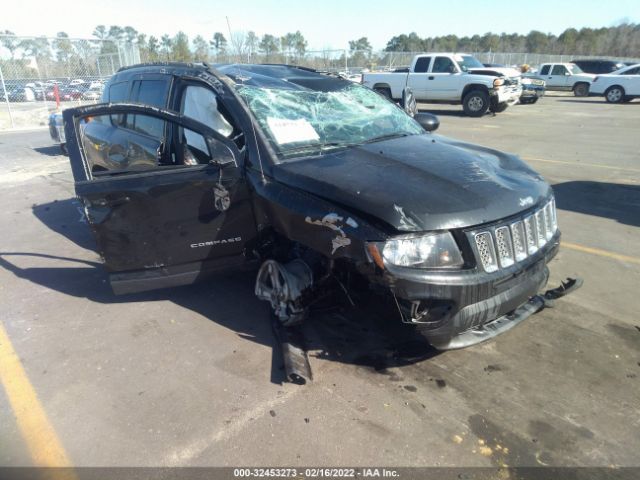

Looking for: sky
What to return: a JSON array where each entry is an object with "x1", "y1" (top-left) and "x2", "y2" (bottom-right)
[{"x1": 3, "y1": 0, "x2": 639, "y2": 50}]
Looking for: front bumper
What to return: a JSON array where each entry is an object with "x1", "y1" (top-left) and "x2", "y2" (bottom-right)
[
  {"x1": 383, "y1": 232, "x2": 560, "y2": 350},
  {"x1": 521, "y1": 85, "x2": 545, "y2": 99},
  {"x1": 494, "y1": 85, "x2": 523, "y2": 105}
]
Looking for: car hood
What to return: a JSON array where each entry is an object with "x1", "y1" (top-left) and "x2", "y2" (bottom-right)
[
  {"x1": 469, "y1": 67, "x2": 522, "y2": 78},
  {"x1": 272, "y1": 134, "x2": 551, "y2": 233}
]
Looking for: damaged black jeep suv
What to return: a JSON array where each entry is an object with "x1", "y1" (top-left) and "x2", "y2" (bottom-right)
[{"x1": 64, "y1": 62, "x2": 575, "y2": 350}]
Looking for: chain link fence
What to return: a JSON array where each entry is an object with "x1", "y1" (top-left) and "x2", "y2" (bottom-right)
[
  {"x1": 341, "y1": 51, "x2": 640, "y2": 71},
  {"x1": 3, "y1": 34, "x2": 640, "y2": 130},
  {"x1": 0, "y1": 35, "x2": 138, "y2": 130}
]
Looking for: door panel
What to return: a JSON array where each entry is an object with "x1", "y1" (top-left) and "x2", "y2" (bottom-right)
[
  {"x1": 547, "y1": 65, "x2": 570, "y2": 89},
  {"x1": 626, "y1": 74, "x2": 640, "y2": 95},
  {"x1": 407, "y1": 56, "x2": 431, "y2": 98},
  {"x1": 427, "y1": 56, "x2": 462, "y2": 100},
  {"x1": 64, "y1": 103, "x2": 256, "y2": 293},
  {"x1": 75, "y1": 166, "x2": 253, "y2": 272}
]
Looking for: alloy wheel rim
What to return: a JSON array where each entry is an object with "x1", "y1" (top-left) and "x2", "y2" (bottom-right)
[
  {"x1": 608, "y1": 89, "x2": 622, "y2": 102},
  {"x1": 469, "y1": 96, "x2": 484, "y2": 111}
]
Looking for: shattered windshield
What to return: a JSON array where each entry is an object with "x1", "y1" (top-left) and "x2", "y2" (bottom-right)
[{"x1": 235, "y1": 82, "x2": 424, "y2": 159}]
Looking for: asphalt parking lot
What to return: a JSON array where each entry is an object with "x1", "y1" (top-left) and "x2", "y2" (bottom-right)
[{"x1": 0, "y1": 94, "x2": 639, "y2": 470}]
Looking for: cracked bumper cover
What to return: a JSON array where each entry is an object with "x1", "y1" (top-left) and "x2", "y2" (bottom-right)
[{"x1": 385, "y1": 233, "x2": 561, "y2": 350}]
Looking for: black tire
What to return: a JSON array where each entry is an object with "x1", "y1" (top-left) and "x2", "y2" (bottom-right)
[
  {"x1": 374, "y1": 87, "x2": 392, "y2": 100},
  {"x1": 573, "y1": 82, "x2": 589, "y2": 97},
  {"x1": 604, "y1": 86, "x2": 625, "y2": 103},
  {"x1": 529, "y1": 97, "x2": 539, "y2": 104},
  {"x1": 490, "y1": 101, "x2": 509, "y2": 113},
  {"x1": 462, "y1": 90, "x2": 490, "y2": 117},
  {"x1": 59, "y1": 143, "x2": 68, "y2": 155}
]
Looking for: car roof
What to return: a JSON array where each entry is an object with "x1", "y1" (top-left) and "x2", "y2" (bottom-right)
[
  {"x1": 218, "y1": 64, "x2": 350, "y2": 91},
  {"x1": 113, "y1": 62, "x2": 348, "y2": 92},
  {"x1": 571, "y1": 59, "x2": 623, "y2": 64},
  {"x1": 113, "y1": 62, "x2": 211, "y2": 82}
]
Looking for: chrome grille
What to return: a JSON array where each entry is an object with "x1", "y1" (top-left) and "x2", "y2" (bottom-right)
[
  {"x1": 510, "y1": 221, "x2": 527, "y2": 261},
  {"x1": 534, "y1": 210, "x2": 546, "y2": 246},
  {"x1": 472, "y1": 199, "x2": 558, "y2": 272},
  {"x1": 543, "y1": 203, "x2": 554, "y2": 240},
  {"x1": 524, "y1": 215, "x2": 538, "y2": 254},
  {"x1": 474, "y1": 232, "x2": 498, "y2": 273},
  {"x1": 495, "y1": 226, "x2": 514, "y2": 268}
]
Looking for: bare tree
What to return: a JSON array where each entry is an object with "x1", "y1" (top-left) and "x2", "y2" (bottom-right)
[{"x1": 229, "y1": 31, "x2": 249, "y2": 61}]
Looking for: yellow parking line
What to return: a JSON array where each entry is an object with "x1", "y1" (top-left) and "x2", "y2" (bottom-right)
[
  {"x1": 0, "y1": 322, "x2": 74, "y2": 469},
  {"x1": 562, "y1": 241, "x2": 640, "y2": 265},
  {"x1": 524, "y1": 157, "x2": 640, "y2": 174}
]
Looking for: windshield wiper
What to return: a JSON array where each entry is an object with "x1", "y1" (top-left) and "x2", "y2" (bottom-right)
[
  {"x1": 281, "y1": 141, "x2": 359, "y2": 158},
  {"x1": 360, "y1": 133, "x2": 410, "y2": 145},
  {"x1": 280, "y1": 134, "x2": 413, "y2": 158}
]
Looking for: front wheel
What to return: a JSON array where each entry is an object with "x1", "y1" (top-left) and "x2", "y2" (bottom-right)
[
  {"x1": 573, "y1": 83, "x2": 589, "y2": 97},
  {"x1": 605, "y1": 86, "x2": 625, "y2": 103},
  {"x1": 462, "y1": 90, "x2": 490, "y2": 117},
  {"x1": 254, "y1": 259, "x2": 313, "y2": 327}
]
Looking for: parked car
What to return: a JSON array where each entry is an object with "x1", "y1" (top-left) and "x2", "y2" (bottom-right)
[
  {"x1": 59, "y1": 88, "x2": 84, "y2": 101},
  {"x1": 58, "y1": 63, "x2": 579, "y2": 352},
  {"x1": 571, "y1": 59, "x2": 626, "y2": 75},
  {"x1": 7, "y1": 87, "x2": 36, "y2": 102},
  {"x1": 82, "y1": 88, "x2": 103, "y2": 101},
  {"x1": 529, "y1": 63, "x2": 594, "y2": 96},
  {"x1": 362, "y1": 53, "x2": 522, "y2": 116},
  {"x1": 340, "y1": 73, "x2": 362, "y2": 83},
  {"x1": 589, "y1": 63, "x2": 640, "y2": 103},
  {"x1": 519, "y1": 77, "x2": 546, "y2": 104},
  {"x1": 469, "y1": 65, "x2": 542, "y2": 105}
]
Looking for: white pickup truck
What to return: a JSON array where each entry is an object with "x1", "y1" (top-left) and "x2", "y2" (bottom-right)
[
  {"x1": 361, "y1": 53, "x2": 522, "y2": 117},
  {"x1": 529, "y1": 63, "x2": 595, "y2": 96}
]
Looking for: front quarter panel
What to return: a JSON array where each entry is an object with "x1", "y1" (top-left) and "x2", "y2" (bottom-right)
[{"x1": 249, "y1": 170, "x2": 384, "y2": 262}]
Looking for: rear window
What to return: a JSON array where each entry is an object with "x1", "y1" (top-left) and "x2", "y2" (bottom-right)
[
  {"x1": 124, "y1": 79, "x2": 170, "y2": 137},
  {"x1": 108, "y1": 82, "x2": 128, "y2": 102}
]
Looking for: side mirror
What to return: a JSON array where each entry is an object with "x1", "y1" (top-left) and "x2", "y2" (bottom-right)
[
  {"x1": 460, "y1": 65, "x2": 468, "y2": 73},
  {"x1": 206, "y1": 136, "x2": 239, "y2": 168},
  {"x1": 414, "y1": 113, "x2": 439, "y2": 132}
]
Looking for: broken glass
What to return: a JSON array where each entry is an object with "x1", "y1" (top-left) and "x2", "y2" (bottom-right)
[{"x1": 235, "y1": 83, "x2": 424, "y2": 159}]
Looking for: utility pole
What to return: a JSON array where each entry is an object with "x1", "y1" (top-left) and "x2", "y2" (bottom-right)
[{"x1": 0, "y1": 65, "x2": 15, "y2": 129}]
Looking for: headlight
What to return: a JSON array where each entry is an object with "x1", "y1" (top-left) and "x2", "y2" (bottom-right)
[
  {"x1": 493, "y1": 78, "x2": 505, "y2": 87},
  {"x1": 375, "y1": 232, "x2": 463, "y2": 269}
]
